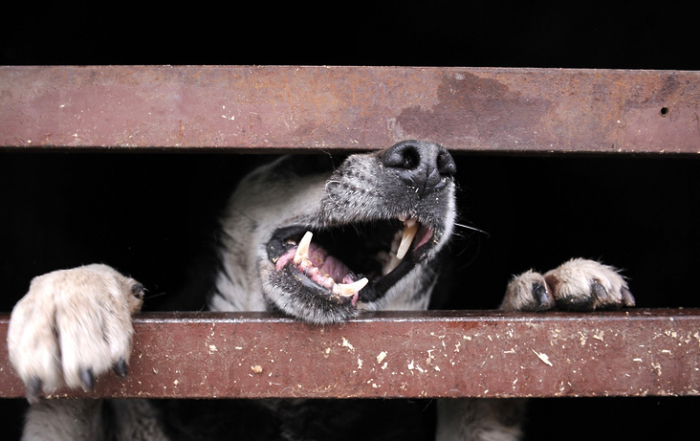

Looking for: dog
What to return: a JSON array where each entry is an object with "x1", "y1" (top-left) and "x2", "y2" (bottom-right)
[{"x1": 8, "y1": 140, "x2": 634, "y2": 440}]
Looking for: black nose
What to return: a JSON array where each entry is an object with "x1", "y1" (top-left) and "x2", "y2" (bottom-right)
[{"x1": 380, "y1": 140, "x2": 456, "y2": 194}]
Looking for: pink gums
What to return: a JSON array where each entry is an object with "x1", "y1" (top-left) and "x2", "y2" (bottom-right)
[{"x1": 275, "y1": 243, "x2": 356, "y2": 290}]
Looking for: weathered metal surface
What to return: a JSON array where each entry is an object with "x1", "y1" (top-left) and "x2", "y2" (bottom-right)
[
  {"x1": 1, "y1": 309, "x2": 698, "y2": 399},
  {"x1": 1, "y1": 66, "x2": 698, "y2": 153}
]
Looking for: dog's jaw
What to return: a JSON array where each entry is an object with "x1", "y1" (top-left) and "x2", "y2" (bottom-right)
[{"x1": 215, "y1": 143, "x2": 456, "y2": 324}]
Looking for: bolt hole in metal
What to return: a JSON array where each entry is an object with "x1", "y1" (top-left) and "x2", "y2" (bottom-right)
[{"x1": 660, "y1": 107, "x2": 669, "y2": 116}]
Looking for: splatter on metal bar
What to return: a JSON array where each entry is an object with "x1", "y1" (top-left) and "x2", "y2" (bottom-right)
[{"x1": 0, "y1": 309, "x2": 698, "y2": 399}]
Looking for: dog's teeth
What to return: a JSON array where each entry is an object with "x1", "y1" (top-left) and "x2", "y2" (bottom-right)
[
  {"x1": 333, "y1": 277, "x2": 369, "y2": 297},
  {"x1": 396, "y1": 221, "x2": 418, "y2": 260},
  {"x1": 294, "y1": 231, "x2": 313, "y2": 265}
]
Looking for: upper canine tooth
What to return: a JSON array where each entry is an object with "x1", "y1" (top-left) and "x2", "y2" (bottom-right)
[
  {"x1": 333, "y1": 277, "x2": 369, "y2": 297},
  {"x1": 294, "y1": 231, "x2": 313, "y2": 265},
  {"x1": 397, "y1": 222, "x2": 418, "y2": 260},
  {"x1": 383, "y1": 255, "x2": 402, "y2": 276}
]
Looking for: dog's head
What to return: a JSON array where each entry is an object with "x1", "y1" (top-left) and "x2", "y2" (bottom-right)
[{"x1": 216, "y1": 140, "x2": 457, "y2": 323}]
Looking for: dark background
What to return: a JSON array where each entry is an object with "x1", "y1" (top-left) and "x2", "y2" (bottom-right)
[
  {"x1": 3, "y1": 2, "x2": 699, "y2": 70},
  {"x1": 2, "y1": 1, "x2": 698, "y2": 440}
]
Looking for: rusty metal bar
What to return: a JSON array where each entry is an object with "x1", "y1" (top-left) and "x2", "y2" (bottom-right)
[
  {"x1": 1, "y1": 309, "x2": 698, "y2": 399},
  {"x1": 1, "y1": 66, "x2": 698, "y2": 153}
]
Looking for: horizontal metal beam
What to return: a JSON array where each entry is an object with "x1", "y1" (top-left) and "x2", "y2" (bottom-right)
[
  {"x1": 1, "y1": 309, "x2": 698, "y2": 399},
  {"x1": 1, "y1": 66, "x2": 698, "y2": 153}
]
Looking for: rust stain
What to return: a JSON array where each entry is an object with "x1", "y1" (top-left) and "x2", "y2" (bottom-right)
[
  {"x1": 1, "y1": 309, "x2": 699, "y2": 399},
  {"x1": 0, "y1": 66, "x2": 699, "y2": 152},
  {"x1": 395, "y1": 72, "x2": 551, "y2": 146}
]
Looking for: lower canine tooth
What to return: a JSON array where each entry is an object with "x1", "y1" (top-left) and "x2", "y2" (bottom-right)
[
  {"x1": 294, "y1": 231, "x2": 313, "y2": 265},
  {"x1": 396, "y1": 222, "x2": 418, "y2": 260},
  {"x1": 333, "y1": 277, "x2": 369, "y2": 297}
]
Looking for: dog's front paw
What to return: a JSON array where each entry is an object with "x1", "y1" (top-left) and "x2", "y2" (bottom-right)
[
  {"x1": 500, "y1": 258, "x2": 635, "y2": 312},
  {"x1": 7, "y1": 264, "x2": 144, "y2": 402}
]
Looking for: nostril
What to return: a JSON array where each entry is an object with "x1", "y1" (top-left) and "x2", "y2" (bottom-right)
[
  {"x1": 437, "y1": 151, "x2": 456, "y2": 177},
  {"x1": 382, "y1": 143, "x2": 421, "y2": 170},
  {"x1": 400, "y1": 146, "x2": 420, "y2": 170}
]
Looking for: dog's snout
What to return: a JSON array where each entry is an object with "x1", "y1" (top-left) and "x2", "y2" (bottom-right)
[{"x1": 380, "y1": 140, "x2": 456, "y2": 194}]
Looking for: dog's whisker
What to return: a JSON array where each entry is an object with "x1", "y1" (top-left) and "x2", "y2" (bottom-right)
[
  {"x1": 454, "y1": 222, "x2": 490, "y2": 237},
  {"x1": 143, "y1": 292, "x2": 167, "y2": 300}
]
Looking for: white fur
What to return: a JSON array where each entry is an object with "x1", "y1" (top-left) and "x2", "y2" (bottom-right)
[
  {"x1": 8, "y1": 264, "x2": 142, "y2": 396},
  {"x1": 501, "y1": 258, "x2": 632, "y2": 311},
  {"x1": 437, "y1": 399, "x2": 525, "y2": 441}
]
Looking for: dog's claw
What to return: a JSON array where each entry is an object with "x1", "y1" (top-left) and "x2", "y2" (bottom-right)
[
  {"x1": 532, "y1": 282, "x2": 554, "y2": 310},
  {"x1": 621, "y1": 287, "x2": 636, "y2": 307},
  {"x1": 27, "y1": 377, "x2": 42, "y2": 403},
  {"x1": 80, "y1": 368, "x2": 94, "y2": 392},
  {"x1": 591, "y1": 280, "x2": 609, "y2": 302},
  {"x1": 113, "y1": 358, "x2": 129, "y2": 378}
]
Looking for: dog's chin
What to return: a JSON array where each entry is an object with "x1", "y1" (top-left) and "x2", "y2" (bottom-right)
[{"x1": 263, "y1": 268, "x2": 359, "y2": 324}]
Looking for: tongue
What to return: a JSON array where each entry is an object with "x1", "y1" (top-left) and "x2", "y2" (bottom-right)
[
  {"x1": 295, "y1": 233, "x2": 354, "y2": 283},
  {"x1": 321, "y1": 255, "x2": 352, "y2": 283},
  {"x1": 299, "y1": 240, "x2": 352, "y2": 283},
  {"x1": 277, "y1": 231, "x2": 368, "y2": 300}
]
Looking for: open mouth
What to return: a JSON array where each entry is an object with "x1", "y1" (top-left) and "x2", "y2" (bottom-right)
[{"x1": 267, "y1": 216, "x2": 435, "y2": 307}]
